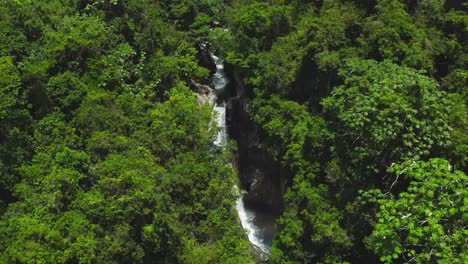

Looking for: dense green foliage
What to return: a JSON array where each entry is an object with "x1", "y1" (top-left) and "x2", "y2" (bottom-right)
[
  {"x1": 323, "y1": 59, "x2": 452, "y2": 183},
  {"x1": 0, "y1": 0, "x2": 466, "y2": 263},
  {"x1": 220, "y1": 0, "x2": 467, "y2": 263},
  {"x1": 368, "y1": 158, "x2": 467, "y2": 263},
  {"x1": 0, "y1": 0, "x2": 253, "y2": 263}
]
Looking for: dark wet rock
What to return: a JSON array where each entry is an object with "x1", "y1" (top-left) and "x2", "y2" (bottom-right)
[
  {"x1": 225, "y1": 64, "x2": 291, "y2": 223},
  {"x1": 195, "y1": 93, "x2": 209, "y2": 106},
  {"x1": 191, "y1": 79, "x2": 216, "y2": 107},
  {"x1": 251, "y1": 245, "x2": 270, "y2": 263},
  {"x1": 197, "y1": 44, "x2": 216, "y2": 76},
  {"x1": 191, "y1": 80, "x2": 212, "y2": 95}
]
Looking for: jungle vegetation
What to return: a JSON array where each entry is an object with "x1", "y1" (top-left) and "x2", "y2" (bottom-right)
[{"x1": 0, "y1": 0, "x2": 466, "y2": 263}]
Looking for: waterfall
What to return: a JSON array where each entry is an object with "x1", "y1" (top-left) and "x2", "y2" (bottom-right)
[
  {"x1": 210, "y1": 53, "x2": 272, "y2": 255},
  {"x1": 235, "y1": 193, "x2": 273, "y2": 253},
  {"x1": 213, "y1": 105, "x2": 226, "y2": 146}
]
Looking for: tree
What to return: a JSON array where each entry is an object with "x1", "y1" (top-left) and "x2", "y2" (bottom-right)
[
  {"x1": 323, "y1": 59, "x2": 452, "y2": 185},
  {"x1": 0, "y1": 56, "x2": 31, "y2": 210},
  {"x1": 253, "y1": 95, "x2": 330, "y2": 176},
  {"x1": 0, "y1": 1, "x2": 254, "y2": 262},
  {"x1": 447, "y1": 92, "x2": 468, "y2": 171},
  {"x1": 0, "y1": 145, "x2": 97, "y2": 263},
  {"x1": 363, "y1": 0, "x2": 435, "y2": 71},
  {"x1": 0, "y1": 57, "x2": 20, "y2": 119},
  {"x1": 46, "y1": 72, "x2": 88, "y2": 116},
  {"x1": 271, "y1": 182, "x2": 352, "y2": 264},
  {"x1": 367, "y1": 158, "x2": 467, "y2": 263},
  {"x1": 147, "y1": 84, "x2": 214, "y2": 161},
  {"x1": 225, "y1": 2, "x2": 292, "y2": 67}
]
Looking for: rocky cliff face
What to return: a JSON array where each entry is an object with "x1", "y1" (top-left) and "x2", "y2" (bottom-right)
[
  {"x1": 197, "y1": 44, "x2": 217, "y2": 78},
  {"x1": 196, "y1": 47, "x2": 290, "y2": 260},
  {"x1": 224, "y1": 63, "x2": 290, "y2": 216}
]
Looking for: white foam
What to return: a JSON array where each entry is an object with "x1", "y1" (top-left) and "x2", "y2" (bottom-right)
[
  {"x1": 213, "y1": 105, "x2": 226, "y2": 146},
  {"x1": 211, "y1": 53, "x2": 228, "y2": 92},
  {"x1": 210, "y1": 53, "x2": 270, "y2": 254},
  {"x1": 236, "y1": 196, "x2": 271, "y2": 253}
]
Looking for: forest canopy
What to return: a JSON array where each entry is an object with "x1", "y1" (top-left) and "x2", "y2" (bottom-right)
[
  {"x1": 0, "y1": 1, "x2": 252, "y2": 263},
  {"x1": 221, "y1": 0, "x2": 467, "y2": 263},
  {"x1": 0, "y1": 0, "x2": 467, "y2": 263}
]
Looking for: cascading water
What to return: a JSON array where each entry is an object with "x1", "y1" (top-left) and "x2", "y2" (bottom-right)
[
  {"x1": 210, "y1": 53, "x2": 274, "y2": 255},
  {"x1": 212, "y1": 54, "x2": 228, "y2": 147}
]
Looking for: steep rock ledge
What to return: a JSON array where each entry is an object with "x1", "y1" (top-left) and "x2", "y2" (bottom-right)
[{"x1": 224, "y1": 63, "x2": 290, "y2": 216}]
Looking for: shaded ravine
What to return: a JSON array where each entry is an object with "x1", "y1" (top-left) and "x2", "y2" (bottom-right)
[{"x1": 210, "y1": 53, "x2": 280, "y2": 258}]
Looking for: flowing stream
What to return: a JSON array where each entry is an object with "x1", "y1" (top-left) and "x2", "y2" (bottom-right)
[{"x1": 210, "y1": 54, "x2": 274, "y2": 255}]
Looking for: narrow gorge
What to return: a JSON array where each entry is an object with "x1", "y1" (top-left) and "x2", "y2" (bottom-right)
[{"x1": 206, "y1": 50, "x2": 288, "y2": 261}]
